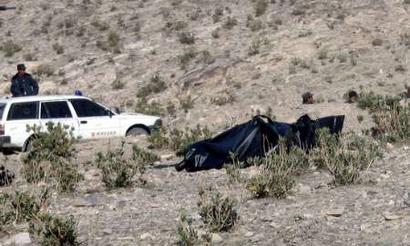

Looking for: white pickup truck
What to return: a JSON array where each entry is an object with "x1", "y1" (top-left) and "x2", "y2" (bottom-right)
[{"x1": 0, "y1": 95, "x2": 162, "y2": 151}]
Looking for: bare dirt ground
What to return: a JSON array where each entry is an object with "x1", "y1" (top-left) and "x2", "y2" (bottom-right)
[
  {"x1": 1, "y1": 0, "x2": 410, "y2": 245},
  {"x1": 1, "y1": 138, "x2": 410, "y2": 245}
]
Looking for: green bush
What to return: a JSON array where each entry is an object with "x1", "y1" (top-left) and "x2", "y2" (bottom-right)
[
  {"x1": 22, "y1": 123, "x2": 82, "y2": 192},
  {"x1": 178, "y1": 32, "x2": 195, "y2": 44},
  {"x1": 33, "y1": 64, "x2": 55, "y2": 77},
  {"x1": 255, "y1": 0, "x2": 268, "y2": 17},
  {"x1": 136, "y1": 73, "x2": 167, "y2": 98},
  {"x1": 1, "y1": 40, "x2": 22, "y2": 57},
  {"x1": 30, "y1": 213, "x2": 79, "y2": 246},
  {"x1": 178, "y1": 49, "x2": 197, "y2": 69},
  {"x1": 223, "y1": 16, "x2": 238, "y2": 30},
  {"x1": 357, "y1": 92, "x2": 409, "y2": 142},
  {"x1": 176, "y1": 213, "x2": 200, "y2": 246},
  {"x1": 371, "y1": 102, "x2": 410, "y2": 142},
  {"x1": 225, "y1": 154, "x2": 244, "y2": 184},
  {"x1": 310, "y1": 129, "x2": 380, "y2": 185},
  {"x1": 111, "y1": 79, "x2": 125, "y2": 90},
  {"x1": 52, "y1": 43, "x2": 64, "y2": 54},
  {"x1": 198, "y1": 187, "x2": 238, "y2": 232},
  {"x1": 97, "y1": 31, "x2": 121, "y2": 53},
  {"x1": 357, "y1": 92, "x2": 401, "y2": 112},
  {"x1": 248, "y1": 39, "x2": 262, "y2": 56},
  {"x1": 134, "y1": 98, "x2": 164, "y2": 116},
  {"x1": 246, "y1": 143, "x2": 304, "y2": 198},
  {"x1": 179, "y1": 95, "x2": 195, "y2": 112},
  {"x1": 93, "y1": 142, "x2": 157, "y2": 188},
  {"x1": 0, "y1": 191, "x2": 42, "y2": 225},
  {"x1": 148, "y1": 125, "x2": 212, "y2": 154}
]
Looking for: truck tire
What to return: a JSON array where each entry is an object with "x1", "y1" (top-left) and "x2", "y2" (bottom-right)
[{"x1": 126, "y1": 127, "x2": 149, "y2": 136}]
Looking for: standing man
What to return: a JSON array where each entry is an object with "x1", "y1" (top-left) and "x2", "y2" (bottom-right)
[{"x1": 11, "y1": 64, "x2": 39, "y2": 97}]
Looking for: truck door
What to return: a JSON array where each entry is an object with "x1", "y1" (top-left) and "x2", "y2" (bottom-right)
[
  {"x1": 69, "y1": 99, "x2": 120, "y2": 139},
  {"x1": 39, "y1": 100, "x2": 80, "y2": 137}
]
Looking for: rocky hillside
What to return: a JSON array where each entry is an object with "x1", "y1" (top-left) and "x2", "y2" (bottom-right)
[{"x1": 1, "y1": 0, "x2": 409, "y2": 129}]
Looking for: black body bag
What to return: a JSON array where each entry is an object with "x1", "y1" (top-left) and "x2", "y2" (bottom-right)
[{"x1": 175, "y1": 114, "x2": 344, "y2": 172}]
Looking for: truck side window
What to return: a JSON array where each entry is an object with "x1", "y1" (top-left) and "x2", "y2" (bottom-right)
[
  {"x1": 7, "y1": 102, "x2": 39, "y2": 120},
  {"x1": 41, "y1": 101, "x2": 73, "y2": 119},
  {"x1": 70, "y1": 99, "x2": 110, "y2": 117}
]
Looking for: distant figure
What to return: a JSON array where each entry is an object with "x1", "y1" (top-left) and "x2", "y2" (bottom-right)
[
  {"x1": 74, "y1": 90, "x2": 83, "y2": 96},
  {"x1": 405, "y1": 87, "x2": 410, "y2": 99},
  {"x1": 302, "y1": 92, "x2": 314, "y2": 104},
  {"x1": 346, "y1": 90, "x2": 359, "y2": 103},
  {"x1": 11, "y1": 64, "x2": 39, "y2": 97}
]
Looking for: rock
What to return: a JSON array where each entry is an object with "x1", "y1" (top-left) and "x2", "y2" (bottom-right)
[
  {"x1": 383, "y1": 213, "x2": 402, "y2": 221},
  {"x1": 102, "y1": 229, "x2": 113, "y2": 235},
  {"x1": 245, "y1": 231, "x2": 254, "y2": 237},
  {"x1": 326, "y1": 208, "x2": 344, "y2": 217},
  {"x1": 140, "y1": 232, "x2": 154, "y2": 240},
  {"x1": 386, "y1": 143, "x2": 394, "y2": 150},
  {"x1": 297, "y1": 183, "x2": 311, "y2": 194},
  {"x1": 14, "y1": 232, "x2": 31, "y2": 245},
  {"x1": 160, "y1": 154, "x2": 174, "y2": 161},
  {"x1": 211, "y1": 233, "x2": 223, "y2": 243},
  {"x1": 303, "y1": 213, "x2": 314, "y2": 219}
]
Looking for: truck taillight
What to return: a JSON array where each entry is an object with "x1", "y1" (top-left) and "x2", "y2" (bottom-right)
[{"x1": 0, "y1": 124, "x2": 4, "y2": 135}]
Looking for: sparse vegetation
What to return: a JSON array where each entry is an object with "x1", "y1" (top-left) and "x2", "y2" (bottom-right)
[
  {"x1": 30, "y1": 213, "x2": 79, "y2": 246},
  {"x1": 33, "y1": 64, "x2": 55, "y2": 77},
  {"x1": 255, "y1": 0, "x2": 268, "y2": 17},
  {"x1": 134, "y1": 98, "x2": 164, "y2": 116},
  {"x1": 178, "y1": 49, "x2": 197, "y2": 69},
  {"x1": 212, "y1": 7, "x2": 224, "y2": 23},
  {"x1": 97, "y1": 31, "x2": 121, "y2": 53},
  {"x1": 179, "y1": 95, "x2": 195, "y2": 112},
  {"x1": 211, "y1": 91, "x2": 235, "y2": 106},
  {"x1": 310, "y1": 129, "x2": 380, "y2": 185},
  {"x1": 198, "y1": 187, "x2": 238, "y2": 232},
  {"x1": 372, "y1": 38, "x2": 383, "y2": 46},
  {"x1": 0, "y1": 191, "x2": 43, "y2": 225},
  {"x1": 178, "y1": 32, "x2": 195, "y2": 44},
  {"x1": 248, "y1": 39, "x2": 261, "y2": 56},
  {"x1": 356, "y1": 92, "x2": 409, "y2": 142},
  {"x1": 93, "y1": 142, "x2": 157, "y2": 188},
  {"x1": 148, "y1": 125, "x2": 212, "y2": 153},
  {"x1": 137, "y1": 73, "x2": 167, "y2": 98},
  {"x1": 52, "y1": 43, "x2": 64, "y2": 54},
  {"x1": 1, "y1": 40, "x2": 22, "y2": 57},
  {"x1": 223, "y1": 16, "x2": 238, "y2": 30},
  {"x1": 246, "y1": 143, "x2": 306, "y2": 198},
  {"x1": 176, "y1": 213, "x2": 200, "y2": 245},
  {"x1": 111, "y1": 79, "x2": 125, "y2": 90},
  {"x1": 22, "y1": 123, "x2": 82, "y2": 192},
  {"x1": 91, "y1": 18, "x2": 110, "y2": 31}
]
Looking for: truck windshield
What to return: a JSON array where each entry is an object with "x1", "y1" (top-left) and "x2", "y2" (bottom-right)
[{"x1": 0, "y1": 103, "x2": 5, "y2": 120}]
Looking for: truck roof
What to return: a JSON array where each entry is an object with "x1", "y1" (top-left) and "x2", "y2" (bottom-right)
[{"x1": 0, "y1": 95, "x2": 91, "y2": 104}]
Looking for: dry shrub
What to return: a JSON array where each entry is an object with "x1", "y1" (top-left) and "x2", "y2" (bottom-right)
[
  {"x1": 198, "y1": 187, "x2": 238, "y2": 232},
  {"x1": 246, "y1": 143, "x2": 306, "y2": 198},
  {"x1": 310, "y1": 129, "x2": 380, "y2": 185},
  {"x1": 22, "y1": 123, "x2": 82, "y2": 192},
  {"x1": 93, "y1": 142, "x2": 158, "y2": 188}
]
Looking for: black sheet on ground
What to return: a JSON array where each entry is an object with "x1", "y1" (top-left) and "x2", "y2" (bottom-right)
[{"x1": 175, "y1": 114, "x2": 345, "y2": 172}]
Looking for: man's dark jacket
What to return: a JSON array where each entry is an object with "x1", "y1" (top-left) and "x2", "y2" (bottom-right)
[{"x1": 11, "y1": 73, "x2": 39, "y2": 97}]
